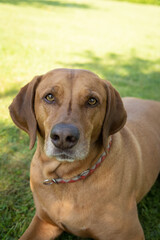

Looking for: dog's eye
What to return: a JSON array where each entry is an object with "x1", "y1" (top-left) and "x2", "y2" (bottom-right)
[
  {"x1": 44, "y1": 94, "x2": 55, "y2": 103},
  {"x1": 87, "y1": 97, "x2": 98, "y2": 106}
]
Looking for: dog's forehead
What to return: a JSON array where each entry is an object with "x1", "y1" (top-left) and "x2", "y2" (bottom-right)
[
  {"x1": 36, "y1": 68, "x2": 105, "y2": 95},
  {"x1": 41, "y1": 68, "x2": 101, "y2": 84},
  {"x1": 37, "y1": 69, "x2": 105, "y2": 95}
]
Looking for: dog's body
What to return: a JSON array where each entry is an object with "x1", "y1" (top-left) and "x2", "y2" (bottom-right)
[{"x1": 9, "y1": 69, "x2": 160, "y2": 240}]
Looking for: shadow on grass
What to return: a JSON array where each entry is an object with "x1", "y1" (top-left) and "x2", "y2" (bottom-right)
[
  {"x1": 0, "y1": 121, "x2": 35, "y2": 239},
  {"x1": 60, "y1": 50, "x2": 160, "y2": 100},
  {"x1": 114, "y1": 0, "x2": 160, "y2": 6},
  {"x1": 0, "y1": 86, "x2": 20, "y2": 98},
  {"x1": 138, "y1": 179, "x2": 160, "y2": 240},
  {"x1": 0, "y1": 0, "x2": 92, "y2": 9}
]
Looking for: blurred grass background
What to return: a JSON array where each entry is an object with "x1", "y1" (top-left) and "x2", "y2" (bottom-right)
[{"x1": 0, "y1": 0, "x2": 160, "y2": 239}]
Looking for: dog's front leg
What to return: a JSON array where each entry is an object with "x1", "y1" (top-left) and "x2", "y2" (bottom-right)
[{"x1": 19, "y1": 214, "x2": 63, "y2": 240}]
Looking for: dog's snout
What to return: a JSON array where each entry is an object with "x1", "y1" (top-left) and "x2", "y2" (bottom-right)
[{"x1": 50, "y1": 123, "x2": 80, "y2": 150}]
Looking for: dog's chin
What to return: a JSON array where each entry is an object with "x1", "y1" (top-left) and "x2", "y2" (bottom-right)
[
  {"x1": 45, "y1": 149, "x2": 75, "y2": 162},
  {"x1": 45, "y1": 138, "x2": 90, "y2": 162},
  {"x1": 55, "y1": 154, "x2": 75, "y2": 163},
  {"x1": 53, "y1": 152, "x2": 76, "y2": 162},
  {"x1": 45, "y1": 149, "x2": 88, "y2": 163}
]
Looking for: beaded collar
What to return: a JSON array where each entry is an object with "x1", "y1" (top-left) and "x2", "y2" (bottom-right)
[{"x1": 43, "y1": 137, "x2": 112, "y2": 185}]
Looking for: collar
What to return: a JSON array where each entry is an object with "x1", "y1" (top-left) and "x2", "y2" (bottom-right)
[{"x1": 43, "y1": 136, "x2": 112, "y2": 185}]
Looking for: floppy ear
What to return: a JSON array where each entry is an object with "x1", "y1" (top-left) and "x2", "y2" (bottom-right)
[
  {"x1": 9, "y1": 75, "x2": 42, "y2": 150},
  {"x1": 102, "y1": 81, "x2": 127, "y2": 151}
]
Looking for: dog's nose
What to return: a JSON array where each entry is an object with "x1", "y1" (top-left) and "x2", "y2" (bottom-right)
[{"x1": 50, "y1": 123, "x2": 80, "y2": 150}]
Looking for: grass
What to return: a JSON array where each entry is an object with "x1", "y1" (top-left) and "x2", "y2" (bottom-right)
[
  {"x1": 115, "y1": 0, "x2": 160, "y2": 5},
  {"x1": 0, "y1": 0, "x2": 160, "y2": 239}
]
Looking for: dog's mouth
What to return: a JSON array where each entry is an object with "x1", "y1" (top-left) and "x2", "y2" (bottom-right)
[{"x1": 53, "y1": 151, "x2": 75, "y2": 162}]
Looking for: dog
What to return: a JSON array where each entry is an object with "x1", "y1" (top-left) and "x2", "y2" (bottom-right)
[{"x1": 9, "y1": 68, "x2": 160, "y2": 240}]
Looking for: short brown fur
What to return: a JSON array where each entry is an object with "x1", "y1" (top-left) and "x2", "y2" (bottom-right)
[{"x1": 9, "y1": 68, "x2": 160, "y2": 240}]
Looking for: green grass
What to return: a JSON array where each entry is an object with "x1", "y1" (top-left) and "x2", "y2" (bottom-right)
[
  {"x1": 0, "y1": 0, "x2": 160, "y2": 239},
  {"x1": 115, "y1": 0, "x2": 160, "y2": 5}
]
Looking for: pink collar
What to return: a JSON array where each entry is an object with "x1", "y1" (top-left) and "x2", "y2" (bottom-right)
[{"x1": 43, "y1": 137, "x2": 112, "y2": 185}]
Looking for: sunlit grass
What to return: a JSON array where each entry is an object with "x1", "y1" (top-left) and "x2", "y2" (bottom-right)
[{"x1": 0, "y1": 0, "x2": 160, "y2": 239}]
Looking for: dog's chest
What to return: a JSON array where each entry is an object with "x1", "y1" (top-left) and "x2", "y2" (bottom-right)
[
  {"x1": 41, "y1": 184, "x2": 101, "y2": 236},
  {"x1": 36, "y1": 176, "x2": 125, "y2": 238},
  {"x1": 44, "y1": 183, "x2": 118, "y2": 238},
  {"x1": 50, "y1": 196, "x2": 91, "y2": 231},
  {"x1": 47, "y1": 195, "x2": 121, "y2": 239}
]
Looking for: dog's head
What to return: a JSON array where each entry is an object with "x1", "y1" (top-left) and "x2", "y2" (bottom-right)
[{"x1": 9, "y1": 69, "x2": 127, "y2": 162}]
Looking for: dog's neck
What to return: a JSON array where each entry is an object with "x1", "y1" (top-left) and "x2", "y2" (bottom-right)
[{"x1": 37, "y1": 135, "x2": 112, "y2": 182}]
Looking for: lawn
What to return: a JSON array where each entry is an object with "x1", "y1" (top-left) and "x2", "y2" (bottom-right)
[{"x1": 0, "y1": 0, "x2": 160, "y2": 239}]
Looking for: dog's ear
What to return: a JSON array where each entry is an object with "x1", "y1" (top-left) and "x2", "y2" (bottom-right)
[
  {"x1": 102, "y1": 81, "x2": 127, "y2": 151},
  {"x1": 9, "y1": 75, "x2": 42, "y2": 150}
]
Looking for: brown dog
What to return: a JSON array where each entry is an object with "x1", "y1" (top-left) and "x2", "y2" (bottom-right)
[{"x1": 9, "y1": 69, "x2": 160, "y2": 240}]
